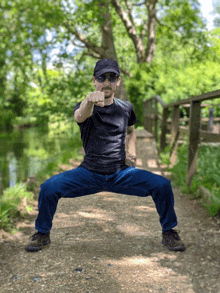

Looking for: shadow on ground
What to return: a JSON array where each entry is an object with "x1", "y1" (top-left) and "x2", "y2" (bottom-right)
[{"x1": 0, "y1": 130, "x2": 219, "y2": 293}]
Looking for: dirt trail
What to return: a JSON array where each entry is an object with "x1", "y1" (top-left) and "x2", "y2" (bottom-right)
[{"x1": 0, "y1": 129, "x2": 220, "y2": 293}]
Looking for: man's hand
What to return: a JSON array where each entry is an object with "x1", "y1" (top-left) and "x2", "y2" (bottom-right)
[
  {"x1": 87, "y1": 91, "x2": 105, "y2": 107},
  {"x1": 74, "y1": 91, "x2": 105, "y2": 123}
]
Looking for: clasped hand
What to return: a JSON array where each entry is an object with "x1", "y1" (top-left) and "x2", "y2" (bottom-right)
[{"x1": 87, "y1": 91, "x2": 105, "y2": 107}]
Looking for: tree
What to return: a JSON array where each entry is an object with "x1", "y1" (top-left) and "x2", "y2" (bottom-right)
[
  {"x1": 0, "y1": 0, "x2": 33, "y2": 130},
  {"x1": 213, "y1": 0, "x2": 220, "y2": 28},
  {"x1": 0, "y1": 0, "x2": 210, "y2": 127},
  {"x1": 111, "y1": 0, "x2": 157, "y2": 64},
  {"x1": 56, "y1": 0, "x2": 207, "y2": 99},
  {"x1": 63, "y1": 0, "x2": 128, "y2": 99}
]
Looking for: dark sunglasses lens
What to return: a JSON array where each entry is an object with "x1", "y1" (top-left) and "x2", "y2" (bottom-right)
[
  {"x1": 97, "y1": 75, "x2": 106, "y2": 82},
  {"x1": 97, "y1": 74, "x2": 118, "y2": 82},
  {"x1": 109, "y1": 75, "x2": 118, "y2": 82}
]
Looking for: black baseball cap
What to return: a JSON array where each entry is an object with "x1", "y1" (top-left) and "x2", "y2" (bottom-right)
[{"x1": 94, "y1": 58, "x2": 120, "y2": 77}]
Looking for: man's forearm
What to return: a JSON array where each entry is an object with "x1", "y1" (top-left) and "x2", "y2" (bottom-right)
[
  {"x1": 126, "y1": 131, "x2": 137, "y2": 158},
  {"x1": 74, "y1": 98, "x2": 94, "y2": 123},
  {"x1": 74, "y1": 91, "x2": 105, "y2": 123}
]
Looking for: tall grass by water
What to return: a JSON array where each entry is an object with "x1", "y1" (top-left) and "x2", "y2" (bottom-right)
[{"x1": 0, "y1": 122, "x2": 83, "y2": 232}]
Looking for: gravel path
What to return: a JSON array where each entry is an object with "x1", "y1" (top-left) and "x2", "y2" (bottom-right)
[{"x1": 0, "y1": 130, "x2": 219, "y2": 293}]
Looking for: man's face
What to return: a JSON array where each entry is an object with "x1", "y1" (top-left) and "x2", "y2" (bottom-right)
[{"x1": 93, "y1": 72, "x2": 121, "y2": 99}]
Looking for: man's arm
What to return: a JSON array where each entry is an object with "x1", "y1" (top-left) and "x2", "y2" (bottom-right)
[
  {"x1": 74, "y1": 91, "x2": 105, "y2": 123},
  {"x1": 125, "y1": 125, "x2": 137, "y2": 166}
]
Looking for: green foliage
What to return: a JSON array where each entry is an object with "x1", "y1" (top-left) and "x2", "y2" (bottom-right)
[
  {"x1": 0, "y1": 183, "x2": 34, "y2": 231},
  {"x1": 0, "y1": 108, "x2": 14, "y2": 132},
  {"x1": 34, "y1": 129, "x2": 83, "y2": 183},
  {"x1": 1, "y1": 0, "x2": 218, "y2": 130},
  {"x1": 125, "y1": 40, "x2": 220, "y2": 123},
  {"x1": 202, "y1": 194, "x2": 220, "y2": 217},
  {"x1": 123, "y1": 0, "x2": 214, "y2": 120},
  {"x1": 125, "y1": 63, "x2": 153, "y2": 126},
  {"x1": 154, "y1": 60, "x2": 220, "y2": 103},
  {"x1": 213, "y1": 2, "x2": 220, "y2": 28},
  {"x1": 18, "y1": 66, "x2": 95, "y2": 126},
  {"x1": 2, "y1": 0, "x2": 220, "y2": 230},
  {"x1": 159, "y1": 145, "x2": 172, "y2": 166},
  {"x1": 0, "y1": 125, "x2": 83, "y2": 231},
  {"x1": 167, "y1": 143, "x2": 189, "y2": 189},
  {"x1": 159, "y1": 142, "x2": 220, "y2": 216},
  {"x1": 209, "y1": 28, "x2": 220, "y2": 61},
  {"x1": 193, "y1": 145, "x2": 220, "y2": 192},
  {"x1": 157, "y1": 0, "x2": 208, "y2": 60}
]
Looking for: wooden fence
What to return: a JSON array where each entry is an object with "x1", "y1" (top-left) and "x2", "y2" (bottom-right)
[{"x1": 143, "y1": 90, "x2": 220, "y2": 186}]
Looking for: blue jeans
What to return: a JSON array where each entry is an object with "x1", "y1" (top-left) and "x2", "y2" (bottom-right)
[{"x1": 35, "y1": 166, "x2": 178, "y2": 234}]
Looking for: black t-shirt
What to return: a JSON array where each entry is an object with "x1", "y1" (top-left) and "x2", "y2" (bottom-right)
[{"x1": 73, "y1": 97, "x2": 137, "y2": 175}]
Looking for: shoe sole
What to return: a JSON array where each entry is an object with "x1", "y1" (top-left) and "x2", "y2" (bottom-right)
[
  {"x1": 25, "y1": 239, "x2": 50, "y2": 252},
  {"x1": 162, "y1": 240, "x2": 185, "y2": 251}
]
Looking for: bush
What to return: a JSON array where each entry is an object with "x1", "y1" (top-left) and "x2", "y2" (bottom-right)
[
  {"x1": 0, "y1": 183, "x2": 34, "y2": 231},
  {"x1": 159, "y1": 142, "x2": 220, "y2": 216},
  {"x1": 0, "y1": 108, "x2": 14, "y2": 132}
]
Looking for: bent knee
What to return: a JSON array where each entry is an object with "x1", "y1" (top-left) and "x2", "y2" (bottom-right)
[
  {"x1": 153, "y1": 176, "x2": 172, "y2": 191},
  {"x1": 40, "y1": 176, "x2": 60, "y2": 200},
  {"x1": 160, "y1": 177, "x2": 172, "y2": 189}
]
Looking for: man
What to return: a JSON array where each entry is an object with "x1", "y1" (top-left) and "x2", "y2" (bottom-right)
[{"x1": 25, "y1": 58, "x2": 185, "y2": 252}]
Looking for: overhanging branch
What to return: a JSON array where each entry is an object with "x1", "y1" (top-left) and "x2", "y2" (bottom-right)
[
  {"x1": 156, "y1": 16, "x2": 172, "y2": 30},
  {"x1": 141, "y1": 20, "x2": 148, "y2": 41},
  {"x1": 124, "y1": 0, "x2": 135, "y2": 27},
  {"x1": 111, "y1": 0, "x2": 145, "y2": 63},
  {"x1": 64, "y1": 20, "x2": 105, "y2": 57},
  {"x1": 119, "y1": 67, "x2": 132, "y2": 77},
  {"x1": 132, "y1": 1, "x2": 146, "y2": 6}
]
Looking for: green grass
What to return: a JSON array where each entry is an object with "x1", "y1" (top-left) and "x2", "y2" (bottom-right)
[
  {"x1": 159, "y1": 140, "x2": 220, "y2": 216},
  {"x1": 0, "y1": 183, "x2": 34, "y2": 232}
]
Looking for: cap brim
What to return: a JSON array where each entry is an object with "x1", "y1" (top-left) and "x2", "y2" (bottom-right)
[{"x1": 94, "y1": 68, "x2": 120, "y2": 77}]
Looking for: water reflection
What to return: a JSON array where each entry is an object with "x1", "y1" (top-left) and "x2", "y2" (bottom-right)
[
  {"x1": 8, "y1": 151, "x2": 17, "y2": 187},
  {"x1": 0, "y1": 124, "x2": 80, "y2": 195}
]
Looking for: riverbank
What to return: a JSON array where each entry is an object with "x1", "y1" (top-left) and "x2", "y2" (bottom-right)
[{"x1": 0, "y1": 147, "x2": 83, "y2": 234}]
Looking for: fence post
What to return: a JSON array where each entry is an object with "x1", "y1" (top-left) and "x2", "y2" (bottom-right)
[
  {"x1": 170, "y1": 106, "x2": 180, "y2": 166},
  {"x1": 143, "y1": 100, "x2": 153, "y2": 133},
  {"x1": 149, "y1": 100, "x2": 153, "y2": 133},
  {"x1": 208, "y1": 108, "x2": 213, "y2": 132},
  {"x1": 186, "y1": 101, "x2": 201, "y2": 186},
  {"x1": 160, "y1": 107, "x2": 169, "y2": 151}
]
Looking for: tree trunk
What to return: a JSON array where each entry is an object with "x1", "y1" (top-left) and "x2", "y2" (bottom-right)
[
  {"x1": 99, "y1": 0, "x2": 128, "y2": 100},
  {"x1": 145, "y1": 0, "x2": 157, "y2": 63},
  {"x1": 111, "y1": 0, "x2": 158, "y2": 64}
]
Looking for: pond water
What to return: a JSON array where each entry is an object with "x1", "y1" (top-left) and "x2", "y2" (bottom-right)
[{"x1": 0, "y1": 123, "x2": 81, "y2": 195}]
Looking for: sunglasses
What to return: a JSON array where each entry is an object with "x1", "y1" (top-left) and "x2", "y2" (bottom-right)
[{"x1": 96, "y1": 74, "x2": 119, "y2": 83}]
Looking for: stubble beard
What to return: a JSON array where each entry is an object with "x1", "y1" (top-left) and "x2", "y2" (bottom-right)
[{"x1": 102, "y1": 87, "x2": 113, "y2": 99}]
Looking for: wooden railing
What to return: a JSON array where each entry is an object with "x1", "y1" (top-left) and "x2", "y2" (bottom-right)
[{"x1": 143, "y1": 90, "x2": 220, "y2": 186}]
